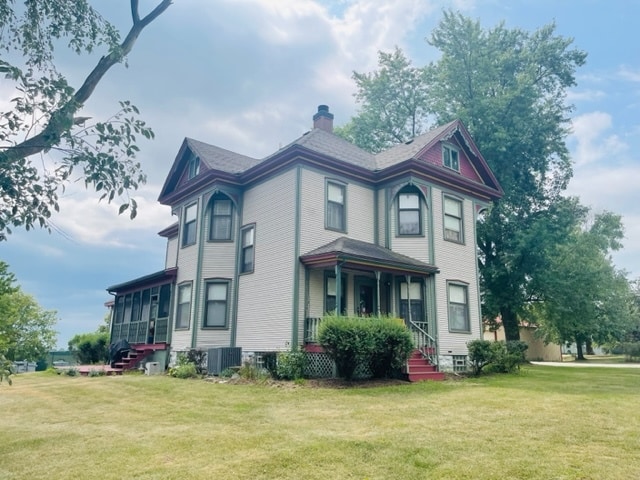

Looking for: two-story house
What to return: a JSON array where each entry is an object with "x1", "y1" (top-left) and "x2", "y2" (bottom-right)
[{"x1": 106, "y1": 105, "x2": 502, "y2": 374}]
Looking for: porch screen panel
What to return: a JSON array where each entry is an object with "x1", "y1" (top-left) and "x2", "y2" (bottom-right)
[
  {"x1": 123, "y1": 294, "x2": 132, "y2": 323},
  {"x1": 140, "y1": 289, "x2": 151, "y2": 322}
]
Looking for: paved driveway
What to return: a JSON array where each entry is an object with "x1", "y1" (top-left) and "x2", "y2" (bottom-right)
[{"x1": 530, "y1": 361, "x2": 640, "y2": 368}]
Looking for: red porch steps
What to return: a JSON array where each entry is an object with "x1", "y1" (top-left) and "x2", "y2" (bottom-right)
[
  {"x1": 78, "y1": 343, "x2": 167, "y2": 376},
  {"x1": 405, "y1": 349, "x2": 445, "y2": 382}
]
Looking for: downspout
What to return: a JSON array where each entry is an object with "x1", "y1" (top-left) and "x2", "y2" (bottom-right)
[
  {"x1": 290, "y1": 166, "x2": 302, "y2": 347},
  {"x1": 335, "y1": 261, "x2": 343, "y2": 315},
  {"x1": 406, "y1": 275, "x2": 412, "y2": 324},
  {"x1": 375, "y1": 270, "x2": 381, "y2": 317},
  {"x1": 190, "y1": 195, "x2": 205, "y2": 349},
  {"x1": 230, "y1": 196, "x2": 244, "y2": 347}
]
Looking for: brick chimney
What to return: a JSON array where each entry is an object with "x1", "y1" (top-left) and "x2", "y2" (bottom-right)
[{"x1": 313, "y1": 104, "x2": 334, "y2": 133}]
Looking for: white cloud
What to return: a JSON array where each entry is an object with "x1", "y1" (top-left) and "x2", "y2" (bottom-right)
[
  {"x1": 566, "y1": 88, "x2": 606, "y2": 103},
  {"x1": 51, "y1": 184, "x2": 172, "y2": 247},
  {"x1": 569, "y1": 112, "x2": 627, "y2": 167},
  {"x1": 618, "y1": 65, "x2": 640, "y2": 82}
]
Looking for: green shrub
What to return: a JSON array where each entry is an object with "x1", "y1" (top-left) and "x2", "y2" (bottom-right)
[
  {"x1": 68, "y1": 332, "x2": 109, "y2": 364},
  {"x1": 468, "y1": 339, "x2": 527, "y2": 376},
  {"x1": 318, "y1": 315, "x2": 414, "y2": 380},
  {"x1": 186, "y1": 349, "x2": 207, "y2": 375},
  {"x1": 238, "y1": 361, "x2": 269, "y2": 381},
  {"x1": 261, "y1": 352, "x2": 278, "y2": 378},
  {"x1": 168, "y1": 363, "x2": 198, "y2": 379},
  {"x1": 467, "y1": 340, "x2": 493, "y2": 376},
  {"x1": 88, "y1": 368, "x2": 106, "y2": 377},
  {"x1": 65, "y1": 367, "x2": 79, "y2": 377},
  {"x1": 276, "y1": 348, "x2": 307, "y2": 380},
  {"x1": 219, "y1": 367, "x2": 235, "y2": 378},
  {"x1": 318, "y1": 316, "x2": 372, "y2": 380},
  {"x1": 367, "y1": 317, "x2": 413, "y2": 378},
  {"x1": 1, "y1": 354, "x2": 13, "y2": 385},
  {"x1": 621, "y1": 342, "x2": 640, "y2": 361}
]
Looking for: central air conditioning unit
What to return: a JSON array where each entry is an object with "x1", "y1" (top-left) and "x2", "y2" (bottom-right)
[
  {"x1": 207, "y1": 347, "x2": 242, "y2": 375},
  {"x1": 145, "y1": 361, "x2": 162, "y2": 375}
]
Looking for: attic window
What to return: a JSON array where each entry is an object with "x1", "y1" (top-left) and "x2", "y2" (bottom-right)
[
  {"x1": 188, "y1": 155, "x2": 200, "y2": 179},
  {"x1": 442, "y1": 144, "x2": 459, "y2": 172}
]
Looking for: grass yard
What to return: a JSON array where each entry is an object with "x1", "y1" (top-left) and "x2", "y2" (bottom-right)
[{"x1": 1, "y1": 366, "x2": 639, "y2": 480}]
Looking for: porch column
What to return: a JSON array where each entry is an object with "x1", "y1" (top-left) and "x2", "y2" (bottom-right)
[
  {"x1": 335, "y1": 263, "x2": 342, "y2": 315},
  {"x1": 405, "y1": 275, "x2": 412, "y2": 324},
  {"x1": 375, "y1": 271, "x2": 381, "y2": 317}
]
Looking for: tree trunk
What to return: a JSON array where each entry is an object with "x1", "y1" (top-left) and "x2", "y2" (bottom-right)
[
  {"x1": 575, "y1": 340, "x2": 585, "y2": 360},
  {"x1": 500, "y1": 307, "x2": 520, "y2": 341},
  {"x1": 586, "y1": 338, "x2": 595, "y2": 355}
]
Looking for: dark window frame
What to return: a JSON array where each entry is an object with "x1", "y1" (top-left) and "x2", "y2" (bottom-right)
[
  {"x1": 209, "y1": 195, "x2": 234, "y2": 242},
  {"x1": 325, "y1": 180, "x2": 347, "y2": 232},
  {"x1": 182, "y1": 202, "x2": 198, "y2": 247},
  {"x1": 188, "y1": 155, "x2": 200, "y2": 179},
  {"x1": 447, "y1": 281, "x2": 471, "y2": 333},
  {"x1": 203, "y1": 279, "x2": 230, "y2": 329},
  {"x1": 324, "y1": 271, "x2": 347, "y2": 315},
  {"x1": 443, "y1": 195, "x2": 464, "y2": 244},
  {"x1": 397, "y1": 188, "x2": 423, "y2": 236},
  {"x1": 175, "y1": 282, "x2": 192, "y2": 330},
  {"x1": 240, "y1": 224, "x2": 255, "y2": 274}
]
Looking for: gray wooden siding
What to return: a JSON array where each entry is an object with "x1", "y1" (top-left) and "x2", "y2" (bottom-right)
[
  {"x1": 171, "y1": 198, "x2": 203, "y2": 351},
  {"x1": 299, "y1": 168, "x2": 375, "y2": 256},
  {"x1": 431, "y1": 188, "x2": 481, "y2": 355},
  {"x1": 388, "y1": 194, "x2": 431, "y2": 264},
  {"x1": 235, "y1": 169, "x2": 297, "y2": 351}
]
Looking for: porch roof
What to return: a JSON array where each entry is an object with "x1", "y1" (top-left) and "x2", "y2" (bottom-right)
[
  {"x1": 106, "y1": 267, "x2": 178, "y2": 294},
  {"x1": 300, "y1": 237, "x2": 439, "y2": 276}
]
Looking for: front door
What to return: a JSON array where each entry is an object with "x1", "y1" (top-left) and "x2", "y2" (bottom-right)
[{"x1": 355, "y1": 277, "x2": 376, "y2": 316}]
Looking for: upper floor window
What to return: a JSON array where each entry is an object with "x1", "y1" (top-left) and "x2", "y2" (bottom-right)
[
  {"x1": 240, "y1": 225, "x2": 255, "y2": 274},
  {"x1": 176, "y1": 283, "x2": 192, "y2": 329},
  {"x1": 209, "y1": 196, "x2": 233, "y2": 241},
  {"x1": 188, "y1": 155, "x2": 200, "y2": 179},
  {"x1": 326, "y1": 181, "x2": 346, "y2": 232},
  {"x1": 182, "y1": 203, "x2": 198, "y2": 247},
  {"x1": 448, "y1": 282, "x2": 470, "y2": 332},
  {"x1": 397, "y1": 188, "x2": 422, "y2": 236},
  {"x1": 443, "y1": 144, "x2": 459, "y2": 172},
  {"x1": 204, "y1": 280, "x2": 229, "y2": 328},
  {"x1": 443, "y1": 196, "x2": 463, "y2": 243}
]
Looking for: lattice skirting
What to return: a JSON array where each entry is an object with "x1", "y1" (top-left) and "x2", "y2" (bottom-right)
[{"x1": 304, "y1": 352, "x2": 372, "y2": 379}]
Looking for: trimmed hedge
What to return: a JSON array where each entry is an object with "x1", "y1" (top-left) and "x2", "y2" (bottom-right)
[{"x1": 318, "y1": 316, "x2": 413, "y2": 380}]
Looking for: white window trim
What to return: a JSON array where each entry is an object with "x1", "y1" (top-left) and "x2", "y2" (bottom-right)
[
  {"x1": 182, "y1": 202, "x2": 198, "y2": 247},
  {"x1": 240, "y1": 224, "x2": 255, "y2": 274},
  {"x1": 442, "y1": 144, "x2": 460, "y2": 172},
  {"x1": 325, "y1": 180, "x2": 347, "y2": 232}
]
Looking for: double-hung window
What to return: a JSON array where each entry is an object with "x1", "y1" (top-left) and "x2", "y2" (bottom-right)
[
  {"x1": 448, "y1": 282, "x2": 470, "y2": 332},
  {"x1": 443, "y1": 196, "x2": 463, "y2": 243},
  {"x1": 326, "y1": 181, "x2": 346, "y2": 232},
  {"x1": 182, "y1": 203, "x2": 198, "y2": 246},
  {"x1": 209, "y1": 197, "x2": 233, "y2": 241},
  {"x1": 188, "y1": 155, "x2": 200, "y2": 179},
  {"x1": 443, "y1": 144, "x2": 460, "y2": 172},
  {"x1": 240, "y1": 225, "x2": 255, "y2": 274},
  {"x1": 204, "y1": 281, "x2": 229, "y2": 328},
  {"x1": 176, "y1": 283, "x2": 192, "y2": 329},
  {"x1": 397, "y1": 190, "x2": 421, "y2": 235}
]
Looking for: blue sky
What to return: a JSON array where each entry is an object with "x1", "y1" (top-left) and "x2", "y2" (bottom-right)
[{"x1": 2, "y1": 0, "x2": 639, "y2": 349}]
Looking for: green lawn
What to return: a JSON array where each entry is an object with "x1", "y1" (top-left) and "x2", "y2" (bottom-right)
[{"x1": 1, "y1": 366, "x2": 639, "y2": 479}]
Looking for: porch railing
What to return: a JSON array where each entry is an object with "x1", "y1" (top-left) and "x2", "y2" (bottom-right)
[
  {"x1": 304, "y1": 317, "x2": 323, "y2": 344},
  {"x1": 408, "y1": 320, "x2": 438, "y2": 366},
  {"x1": 110, "y1": 317, "x2": 169, "y2": 345}
]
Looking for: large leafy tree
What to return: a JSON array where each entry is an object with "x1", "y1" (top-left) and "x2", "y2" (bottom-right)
[
  {"x1": 335, "y1": 47, "x2": 432, "y2": 153},
  {"x1": 0, "y1": 0, "x2": 172, "y2": 240},
  {"x1": 0, "y1": 261, "x2": 57, "y2": 361},
  {"x1": 339, "y1": 11, "x2": 587, "y2": 340},
  {"x1": 529, "y1": 212, "x2": 635, "y2": 359}
]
